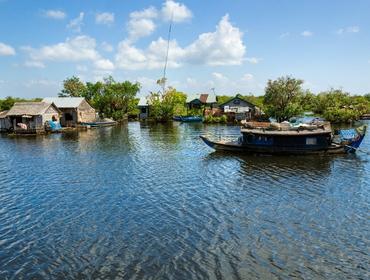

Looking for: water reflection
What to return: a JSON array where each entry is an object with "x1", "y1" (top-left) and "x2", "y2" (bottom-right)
[{"x1": 0, "y1": 121, "x2": 368, "y2": 279}]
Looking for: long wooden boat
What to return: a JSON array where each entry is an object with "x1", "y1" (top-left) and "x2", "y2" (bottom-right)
[
  {"x1": 80, "y1": 119, "x2": 117, "y2": 127},
  {"x1": 173, "y1": 116, "x2": 203, "y2": 122},
  {"x1": 200, "y1": 121, "x2": 367, "y2": 155}
]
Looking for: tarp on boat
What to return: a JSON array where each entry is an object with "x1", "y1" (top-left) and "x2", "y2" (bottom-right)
[{"x1": 339, "y1": 128, "x2": 359, "y2": 141}]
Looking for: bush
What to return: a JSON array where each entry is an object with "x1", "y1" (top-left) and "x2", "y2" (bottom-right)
[{"x1": 203, "y1": 115, "x2": 227, "y2": 123}]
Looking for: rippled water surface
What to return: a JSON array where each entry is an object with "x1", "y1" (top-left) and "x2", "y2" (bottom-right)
[{"x1": 0, "y1": 121, "x2": 369, "y2": 279}]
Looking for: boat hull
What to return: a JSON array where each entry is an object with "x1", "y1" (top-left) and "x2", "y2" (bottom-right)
[{"x1": 199, "y1": 136, "x2": 351, "y2": 155}]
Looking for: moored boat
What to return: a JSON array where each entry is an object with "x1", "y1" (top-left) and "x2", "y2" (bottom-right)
[
  {"x1": 173, "y1": 116, "x2": 203, "y2": 122},
  {"x1": 80, "y1": 118, "x2": 117, "y2": 127},
  {"x1": 200, "y1": 121, "x2": 367, "y2": 155}
]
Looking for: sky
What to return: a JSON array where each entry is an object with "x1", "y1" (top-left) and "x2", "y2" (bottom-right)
[{"x1": 1, "y1": 0, "x2": 370, "y2": 98}]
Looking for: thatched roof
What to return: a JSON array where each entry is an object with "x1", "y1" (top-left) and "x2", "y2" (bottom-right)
[
  {"x1": 0, "y1": 110, "x2": 9, "y2": 118},
  {"x1": 6, "y1": 102, "x2": 60, "y2": 116}
]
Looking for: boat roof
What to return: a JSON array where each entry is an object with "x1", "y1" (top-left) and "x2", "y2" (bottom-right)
[
  {"x1": 241, "y1": 122, "x2": 332, "y2": 136},
  {"x1": 241, "y1": 127, "x2": 332, "y2": 136}
]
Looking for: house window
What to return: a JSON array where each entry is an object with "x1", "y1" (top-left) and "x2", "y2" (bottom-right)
[
  {"x1": 306, "y1": 137, "x2": 317, "y2": 145},
  {"x1": 141, "y1": 107, "x2": 147, "y2": 113}
]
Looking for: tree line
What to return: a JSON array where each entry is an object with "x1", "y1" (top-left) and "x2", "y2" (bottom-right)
[{"x1": 1, "y1": 75, "x2": 369, "y2": 123}]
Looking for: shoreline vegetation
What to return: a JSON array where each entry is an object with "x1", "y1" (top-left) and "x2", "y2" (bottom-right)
[{"x1": 1, "y1": 76, "x2": 370, "y2": 124}]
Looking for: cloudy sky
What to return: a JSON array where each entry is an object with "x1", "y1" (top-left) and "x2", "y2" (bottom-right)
[{"x1": 0, "y1": 0, "x2": 370, "y2": 98}]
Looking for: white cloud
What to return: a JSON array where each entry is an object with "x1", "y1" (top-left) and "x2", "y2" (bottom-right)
[
  {"x1": 26, "y1": 35, "x2": 99, "y2": 62},
  {"x1": 242, "y1": 73, "x2": 254, "y2": 81},
  {"x1": 337, "y1": 26, "x2": 360, "y2": 34},
  {"x1": 0, "y1": 42, "x2": 16, "y2": 56},
  {"x1": 67, "y1": 12, "x2": 84, "y2": 32},
  {"x1": 128, "y1": 18, "x2": 156, "y2": 41},
  {"x1": 94, "y1": 59, "x2": 115, "y2": 70},
  {"x1": 301, "y1": 30, "x2": 313, "y2": 37},
  {"x1": 24, "y1": 60, "x2": 45, "y2": 68},
  {"x1": 183, "y1": 14, "x2": 245, "y2": 66},
  {"x1": 25, "y1": 79, "x2": 58, "y2": 87},
  {"x1": 96, "y1": 12, "x2": 114, "y2": 25},
  {"x1": 76, "y1": 65, "x2": 88, "y2": 72},
  {"x1": 127, "y1": 7, "x2": 159, "y2": 42},
  {"x1": 279, "y1": 32, "x2": 290, "y2": 39},
  {"x1": 245, "y1": 57, "x2": 261, "y2": 64},
  {"x1": 43, "y1": 10, "x2": 66, "y2": 20},
  {"x1": 101, "y1": 41, "x2": 113, "y2": 52},
  {"x1": 130, "y1": 6, "x2": 158, "y2": 19},
  {"x1": 116, "y1": 14, "x2": 245, "y2": 69},
  {"x1": 212, "y1": 72, "x2": 227, "y2": 81},
  {"x1": 115, "y1": 38, "x2": 184, "y2": 70},
  {"x1": 161, "y1": 0, "x2": 192, "y2": 22}
]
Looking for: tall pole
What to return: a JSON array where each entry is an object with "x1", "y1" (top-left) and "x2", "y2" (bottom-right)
[{"x1": 162, "y1": 13, "x2": 173, "y2": 94}]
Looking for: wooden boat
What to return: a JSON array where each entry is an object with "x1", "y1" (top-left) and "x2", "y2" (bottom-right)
[
  {"x1": 80, "y1": 118, "x2": 117, "y2": 127},
  {"x1": 200, "y1": 121, "x2": 367, "y2": 155},
  {"x1": 179, "y1": 116, "x2": 203, "y2": 122},
  {"x1": 173, "y1": 116, "x2": 183, "y2": 121}
]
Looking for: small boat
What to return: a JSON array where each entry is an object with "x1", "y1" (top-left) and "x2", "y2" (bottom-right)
[
  {"x1": 179, "y1": 116, "x2": 203, "y2": 122},
  {"x1": 80, "y1": 118, "x2": 117, "y2": 127},
  {"x1": 173, "y1": 116, "x2": 183, "y2": 121},
  {"x1": 200, "y1": 121, "x2": 367, "y2": 155}
]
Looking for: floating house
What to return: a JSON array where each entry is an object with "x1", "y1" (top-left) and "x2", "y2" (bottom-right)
[
  {"x1": 186, "y1": 94, "x2": 217, "y2": 110},
  {"x1": 138, "y1": 96, "x2": 150, "y2": 120},
  {"x1": 219, "y1": 96, "x2": 259, "y2": 121},
  {"x1": 0, "y1": 110, "x2": 11, "y2": 132},
  {"x1": 6, "y1": 102, "x2": 61, "y2": 134},
  {"x1": 42, "y1": 97, "x2": 96, "y2": 127}
]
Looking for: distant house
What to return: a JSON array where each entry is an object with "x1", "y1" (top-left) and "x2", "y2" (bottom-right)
[
  {"x1": 219, "y1": 96, "x2": 259, "y2": 121},
  {"x1": 186, "y1": 94, "x2": 217, "y2": 109},
  {"x1": 0, "y1": 110, "x2": 11, "y2": 132},
  {"x1": 43, "y1": 97, "x2": 96, "y2": 127},
  {"x1": 6, "y1": 102, "x2": 61, "y2": 134},
  {"x1": 138, "y1": 96, "x2": 150, "y2": 120}
]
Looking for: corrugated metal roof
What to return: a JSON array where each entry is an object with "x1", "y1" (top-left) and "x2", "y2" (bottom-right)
[
  {"x1": 42, "y1": 97, "x2": 84, "y2": 108},
  {"x1": 6, "y1": 102, "x2": 58, "y2": 116},
  {"x1": 186, "y1": 93, "x2": 217, "y2": 104}
]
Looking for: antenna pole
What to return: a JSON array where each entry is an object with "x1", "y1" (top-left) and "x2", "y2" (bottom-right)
[{"x1": 162, "y1": 13, "x2": 173, "y2": 94}]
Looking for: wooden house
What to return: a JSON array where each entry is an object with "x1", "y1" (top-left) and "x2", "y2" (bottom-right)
[
  {"x1": 138, "y1": 96, "x2": 150, "y2": 120},
  {"x1": 6, "y1": 102, "x2": 61, "y2": 134},
  {"x1": 0, "y1": 110, "x2": 11, "y2": 132},
  {"x1": 219, "y1": 96, "x2": 259, "y2": 121},
  {"x1": 186, "y1": 93, "x2": 217, "y2": 110},
  {"x1": 42, "y1": 97, "x2": 96, "y2": 127}
]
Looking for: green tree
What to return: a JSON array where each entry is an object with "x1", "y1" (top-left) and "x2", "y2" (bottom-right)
[
  {"x1": 59, "y1": 76, "x2": 87, "y2": 97},
  {"x1": 90, "y1": 76, "x2": 141, "y2": 120},
  {"x1": 263, "y1": 76, "x2": 304, "y2": 122},
  {"x1": 148, "y1": 87, "x2": 187, "y2": 121}
]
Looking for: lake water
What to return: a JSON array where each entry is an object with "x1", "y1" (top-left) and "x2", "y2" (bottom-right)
[{"x1": 0, "y1": 121, "x2": 369, "y2": 279}]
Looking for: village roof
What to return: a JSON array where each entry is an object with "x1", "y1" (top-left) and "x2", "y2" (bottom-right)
[
  {"x1": 218, "y1": 96, "x2": 256, "y2": 108},
  {"x1": 186, "y1": 93, "x2": 217, "y2": 104},
  {"x1": 6, "y1": 102, "x2": 60, "y2": 116},
  {"x1": 42, "y1": 97, "x2": 85, "y2": 108},
  {"x1": 0, "y1": 110, "x2": 9, "y2": 118}
]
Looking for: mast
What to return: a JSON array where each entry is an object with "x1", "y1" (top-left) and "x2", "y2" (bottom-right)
[{"x1": 162, "y1": 14, "x2": 173, "y2": 94}]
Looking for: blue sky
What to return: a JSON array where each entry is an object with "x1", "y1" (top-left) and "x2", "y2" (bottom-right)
[{"x1": 0, "y1": 0, "x2": 370, "y2": 98}]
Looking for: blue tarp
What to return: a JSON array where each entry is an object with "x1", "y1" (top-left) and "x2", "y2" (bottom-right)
[
  {"x1": 339, "y1": 128, "x2": 358, "y2": 141},
  {"x1": 48, "y1": 121, "x2": 62, "y2": 131}
]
